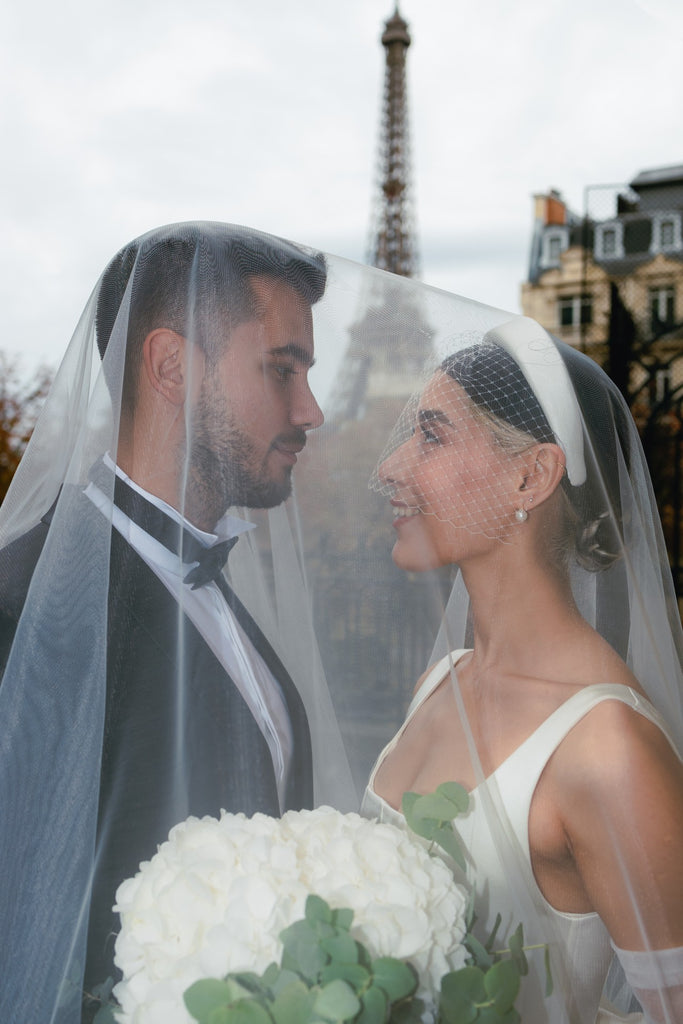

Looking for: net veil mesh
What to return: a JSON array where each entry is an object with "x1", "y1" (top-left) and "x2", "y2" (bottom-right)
[
  {"x1": 369, "y1": 341, "x2": 566, "y2": 542},
  {"x1": 0, "y1": 224, "x2": 680, "y2": 1024}
]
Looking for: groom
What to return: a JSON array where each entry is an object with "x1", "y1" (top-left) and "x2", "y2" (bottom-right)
[{"x1": 0, "y1": 224, "x2": 327, "y2": 1020}]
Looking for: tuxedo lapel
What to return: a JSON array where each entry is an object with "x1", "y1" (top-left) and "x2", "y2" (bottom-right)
[{"x1": 215, "y1": 574, "x2": 314, "y2": 811}]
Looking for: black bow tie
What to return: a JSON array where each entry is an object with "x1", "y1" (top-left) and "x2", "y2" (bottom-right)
[{"x1": 89, "y1": 461, "x2": 238, "y2": 589}]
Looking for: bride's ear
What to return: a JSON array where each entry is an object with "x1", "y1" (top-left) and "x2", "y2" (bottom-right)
[{"x1": 516, "y1": 443, "x2": 566, "y2": 509}]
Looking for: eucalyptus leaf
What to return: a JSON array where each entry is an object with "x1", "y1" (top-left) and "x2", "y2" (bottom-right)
[
  {"x1": 312, "y1": 979, "x2": 361, "y2": 1022},
  {"x1": 211, "y1": 1001, "x2": 272, "y2": 1024},
  {"x1": 434, "y1": 781, "x2": 470, "y2": 814},
  {"x1": 409, "y1": 792, "x2": 463, "y2": 822},
  {"x1": 389, "y1": 996, "x2": 426, "y2": 1024},
  {"x1": 332, "y1": 907, "x2": 354, "y2": 932},
  {"x1": 262, "y1": 964, "x2": 283, "y2": 989},
  {"x1": 431, "y1": 823, "x2": 466, "y2": 871},
  {"x1": 320, "y1": 961, "x2": 370, "y2": 991},
  {"x1": 206, "y1": 1008, "x2": 233, "y2": 1024},
  {"x1": 418, "y1": 819, "x2": 442, "y2": 842},
  {"x1": 402, "y1": 803, "x2": 440, "y2": 843},
  {"x1": 270, "y1": 979, "x2": 316, "y2": 1024},
  {"x1": 465, "y1": 889, "x2": 477, "y2": 930},
  {"x1": 306, "y1": 894, "x2": 334, "y2": 925},
  {"x1": 465, "y1": 932, "x2": 494, "y2": 969},
  {"x1": 270, "y1": 968, "x2": 303, "y2": 997},
  {"x1": 483, "y1": 959, "x2": 520, "y2": 1013},
  {"x1": 507, "y1": 924, "x2": 528, "y2": 976},
  {"x1": 544, "y1": 946, "x2": 554, "y2": 997},
  {"x1": 184, "y1": 978, "x2": 235, "y2": 1019},
  {"x1": 92, "y1": 1006, "x2": 118, "y2": 1024},
  {"x1": 356, "y1": 984, "x2": 387, "y2": 1024},
  {"x1": 231, "y1": 972, "x2": 270, "y2": 997},
  {"x1": 321, "y1": 932, "x2": 359, "y2": 964},
  {"x1": 412, "y1": 793, "x2": 459, "y2": 822},
  {"x1": 90, "y1": 976, "x2": 115, "y2": 1003},
  {"x1": 357, "y1": 942, "x2": 373, "y2": 970},
  {"x1": 401, "y1": 791, "x2": 420, "y2": 821},
  {"x1": 474, "y1": 1007, "x2": 520, "y2": 1024},
  {"x1": 438, "y1": 966, "x2": 486, "y2": 1024},
  {"x1": 484, "y1": 913, "x2": 502, "y2": 953},
  {"x1": 371, "y1": 958, "x2": 418, "y2": 1002},
  {"x1": 280, "y1": 921, "x2": 329, "y2": 981}
]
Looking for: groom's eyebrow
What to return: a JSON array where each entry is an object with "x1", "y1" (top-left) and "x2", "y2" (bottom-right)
[{"x1": 269, "y1": 343, "x2": 316, "y2": 368}]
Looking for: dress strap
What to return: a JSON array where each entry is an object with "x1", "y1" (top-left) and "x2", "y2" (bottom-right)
[
  {"x1": 491, "y1": 684, "x2": 681, "y2": 863},
  {"x1": 366, "y1": 649, "x2": 470, "y2": 792},
  {"x1": 499, "y1": 684, "x2": 679, "y2": 792},
  {"x1": 405, "y1": 649, "x2": 470, "y2": 717}
]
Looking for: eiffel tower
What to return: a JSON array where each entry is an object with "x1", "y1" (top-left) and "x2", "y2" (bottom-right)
[
  {"x1": 295, "y1": 8, "x2": 444, "y2": 790},
  {"x1": 367, "y1": 4, "x2": 419, "y2": 278},
  {"x1": 328, "y1": 5, "x2": 434, "y2": 425}
]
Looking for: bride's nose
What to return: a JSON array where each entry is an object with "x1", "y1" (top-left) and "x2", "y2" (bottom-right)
[{"x1": 378, "y1": 440, "x2": 413, "y2": 487}]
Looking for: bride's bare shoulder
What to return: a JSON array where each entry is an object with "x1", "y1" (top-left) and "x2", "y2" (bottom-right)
[
  {"x1": 553, "y1": 620, "x2": 643, "y2": 693},
  {"x1": 549, "y1": 683, "x2": 681, "y2": 804}
]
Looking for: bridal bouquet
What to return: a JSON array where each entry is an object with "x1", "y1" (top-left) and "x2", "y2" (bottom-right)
[{"x1": 111, "y1": 805, "x2": 470, "y2": 1023}]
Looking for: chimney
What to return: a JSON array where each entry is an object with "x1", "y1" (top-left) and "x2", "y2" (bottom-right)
[{"x1": 533, "y1": 190, "x2": 567, "y2": 227}]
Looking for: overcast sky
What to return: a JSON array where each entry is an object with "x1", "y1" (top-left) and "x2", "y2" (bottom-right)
[{"x1": 2, "y1": 0, "x2": 682, "y2": 377}]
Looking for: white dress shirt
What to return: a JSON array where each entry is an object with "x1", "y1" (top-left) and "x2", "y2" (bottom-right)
[{"x1": 85, "y1": 455, "x2": 293, "y2": 810}]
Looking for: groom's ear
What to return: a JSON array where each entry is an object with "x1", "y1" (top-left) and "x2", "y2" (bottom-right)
[
  {"x1": 142, "y1": 329, "x2": 205, "y2": 408},
  {"x1": 517, "y1": 443, "x2": 566, "y2": 509}
]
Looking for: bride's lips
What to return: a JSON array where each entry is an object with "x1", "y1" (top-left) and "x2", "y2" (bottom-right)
[{"x1": 390, "y1": 498, "x2": 421, "y2": 528}]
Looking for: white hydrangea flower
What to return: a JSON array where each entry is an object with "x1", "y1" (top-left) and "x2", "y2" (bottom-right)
[{"x1": 112, "y1": 806, "x2": 468, "y2": 1022}]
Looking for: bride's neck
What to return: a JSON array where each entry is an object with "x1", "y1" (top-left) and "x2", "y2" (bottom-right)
[{"x1": 461, "y1": 547, "x2": 581, "y2": 670}]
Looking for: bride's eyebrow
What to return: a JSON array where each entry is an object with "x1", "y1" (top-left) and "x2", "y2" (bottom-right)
[{"x1": 418, "y1": 409, "x2": 454, "y2": 428}]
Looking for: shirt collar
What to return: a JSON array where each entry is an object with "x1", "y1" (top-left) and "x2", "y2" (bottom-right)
[{"x1": 103, "y1": 452, "x2": 256, "y2": 546}]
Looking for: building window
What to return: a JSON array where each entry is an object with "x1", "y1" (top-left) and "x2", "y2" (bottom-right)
[
  {"x1": 558, "y1": 295, "x2": 593, "y2": 328},
  {"x1": 595, "y1": 222, "x2": 624, "y2": 260},
  {"x1": 602, "y1": 229, "x2": 617, "y2": 256},
  {"x1": 548, "y1": 236, "x2": 562, "y2": 262},
  {"x1": 651, "y1": 212, "x2": 681, "y2": 253},
  {"x1": 540, "y1": 227, "x2": 568, "y2": 268},
  {"x1": 650, "y1": 286, "x2": 675, "y2": 333},
  {"x1": 661, "y1": 220, "x2": 675, "y2": 247},
  {"x1": 655, "y1": 366, "x2": 671, "y2": 404}
]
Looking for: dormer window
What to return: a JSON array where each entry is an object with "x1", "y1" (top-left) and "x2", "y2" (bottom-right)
[
  {"x1": 603, "y1": 229, "x2": 616, "y2": 255},
  {"x1": 595, "y1": 222, "x2": 624, "y2": 260},
  {"x1": 652, "y1": 212, "x2": 682, "y2": 253},
  {"x1": 540, "y1": 226, "x2": 568, "y2": 268}
]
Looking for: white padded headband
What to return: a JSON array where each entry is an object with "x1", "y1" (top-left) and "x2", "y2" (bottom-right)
[{"x1": 484, "y1": 316, "x2": 587, "y2": 486}]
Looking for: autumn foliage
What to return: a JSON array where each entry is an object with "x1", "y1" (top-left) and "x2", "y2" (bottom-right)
[{"x1": 0, "y1": 354, "x2": 52, "y2": 505}]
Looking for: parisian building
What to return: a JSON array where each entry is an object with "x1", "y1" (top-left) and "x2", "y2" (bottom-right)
[{"x1": 521, "y1": 164, "x2": 683, "y2": 597}]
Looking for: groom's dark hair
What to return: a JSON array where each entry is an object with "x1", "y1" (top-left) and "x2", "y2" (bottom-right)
[{"x1": 95, "y1": 223, "x2": 327, "y2": 414}]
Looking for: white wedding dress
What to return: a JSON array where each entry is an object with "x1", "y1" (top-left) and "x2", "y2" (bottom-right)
[{"x1": 361, "y1": 650, "x2": 677, "y2": 1024}]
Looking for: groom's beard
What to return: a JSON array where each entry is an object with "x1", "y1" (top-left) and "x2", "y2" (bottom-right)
[{"x1": 187, "y1": 380, "x2": 306, "y2": 521}]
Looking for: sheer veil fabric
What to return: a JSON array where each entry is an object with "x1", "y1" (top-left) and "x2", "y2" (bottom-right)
[
  {"x1": 0, "y1": 224, "x2": 681, "y2": 1023},
  {"x1": 364, "y1": 314, "x2": 683, "y2": 1021},
  {"x1": 0, "y1": 223, "x2": 362, "y2": 1022}
]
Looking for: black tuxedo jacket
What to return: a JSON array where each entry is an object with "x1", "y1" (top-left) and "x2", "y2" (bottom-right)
[{"x1": 0, "y1": 503, "x2": 313, "y2": 1020}]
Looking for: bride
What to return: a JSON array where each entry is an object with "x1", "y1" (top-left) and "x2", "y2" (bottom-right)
[{"x1": 362, "y1": 316, "x2": 683, "y2": 1023}]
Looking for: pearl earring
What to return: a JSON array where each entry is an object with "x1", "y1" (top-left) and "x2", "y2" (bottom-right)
[{"x1": 515, "y1": 495, "x2": 533, "y2": 523}]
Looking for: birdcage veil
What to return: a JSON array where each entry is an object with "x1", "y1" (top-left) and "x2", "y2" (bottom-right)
[{"x1": 370, "y1": 315, "x2": 683, "y2": 737}]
